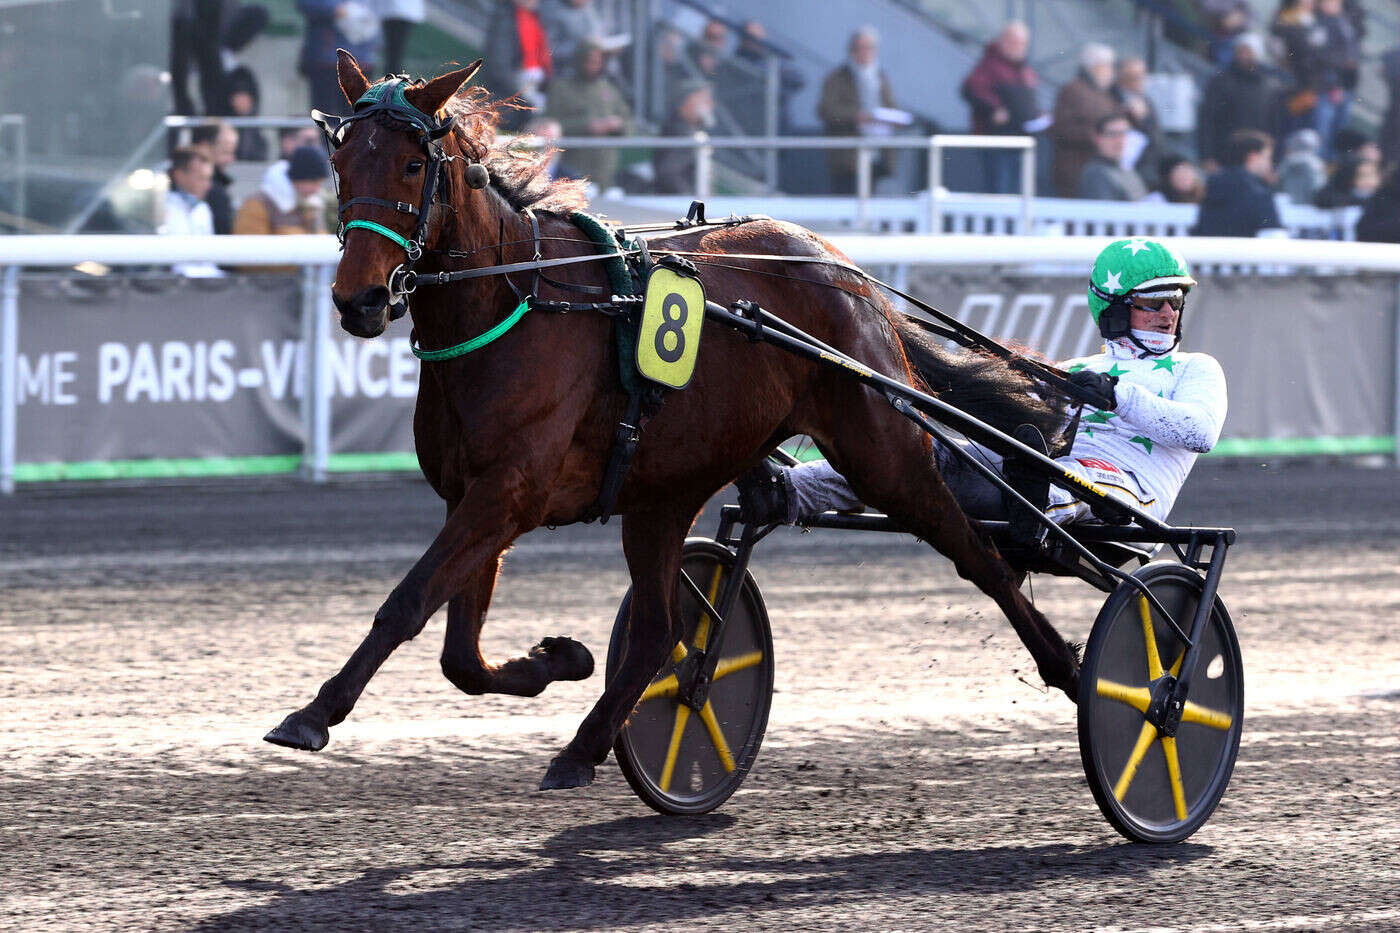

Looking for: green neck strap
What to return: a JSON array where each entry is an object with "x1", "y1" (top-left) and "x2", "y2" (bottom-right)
[
  {"x1": 343, "y1": 219, "x2": 415, "y2": 254},
  {"x1": 412, "y1": 299, "x2": 531, "y2": 361}
]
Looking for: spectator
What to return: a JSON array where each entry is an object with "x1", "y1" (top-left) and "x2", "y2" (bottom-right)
[
  {"x1": 720, "y1": 21, "x2": 806, "y2": 136},
  {"x1": 234, "y1": 145, "x2": 331, "y2": 244},
  {"x1": 372, "y1": 0, "x2": 424, "y2": 75},
  {"x1": 960, "y1": 21, "x2": 1042, "y2": 194},
  {"x1": 1050, "y1": 43, "x2": 1120, "y2": 197},
  {"x1": 483, "y1": 0, "x2": 553, "y2": 124},
  {"x1": 1380, "y1": 50, "x2": 1400, "y2": 168},
  {"x1": 298, "y1": 0, "x2": 380, "y2": 115},
  {"x1": 260, "y1": 127, "x2": 324, "y2": 223},
  {"x1": 654, "y1": 26, "x2": 690, "y2": 123},
  {"x1": 546, "y1": 41, "x2": 632, "y2": 190},
  {"x1": 1195, "y1": 129, "x2": 1282, "y2": 236},
  {"x1": 1272, "y1": 0, "x2": 1324, "y2": 141},
  {"x1": 818, "y1": 26, "x2": 897, "y2": 193},
  {"x1": 1203, "y1": 0, "x2": 1252, "y2": 65},
  {"x1": 1275, "y1": 128, "x2": 1328, "y2": 203},
  {"x1": 542, "y1": 0, "x2": 606, "y2": 69},
  {"x1": 170, "y1": 0, "x2": 228, "y2": 117},
  {"x1": 225, "y1": 66, "x2": 268, "y2": 161},
  {"x1": 1198, "y1": 33, "x2": 1281, "y2": 170},
  {"x1": 1112, "y1": 56, "x2": 1160, "y2": 188},
  {"x1": 1355, "y1": 166, "x2": 1400, "y2": 242},
  {"x1": 693, "y1": 18, "x2": 729, "y2": 63},
  {"x1": 1313, "y1": 154, "x2": 1380, "y2": 207},
  {"x1": 190, "y1": 120, "x2": 238, "y2": 235},
  {"x1": 654, "y1": 81, "x2": 714, "y2": 194},
  {"x1": 1311, "y1": 0, "x2": 1360, "y2": 157},
  {"x1": 1077, "y1": 114, "x2": 1146, "y2": 200},
  {"x1": 1143, "y1": 155, "x2": 1205, "y2": 204},
  {"x1": 160, "y1": 147, "x2": 223, "y2": 277}
]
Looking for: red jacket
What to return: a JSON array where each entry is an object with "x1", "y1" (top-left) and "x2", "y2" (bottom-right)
[{"x1": 961, "y1": 42, "x2": 1041, "y2": 134}]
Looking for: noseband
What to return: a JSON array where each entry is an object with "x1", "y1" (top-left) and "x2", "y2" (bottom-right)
[{"x1": 312, "y1": 78, "x2": 490, "y2": 315}]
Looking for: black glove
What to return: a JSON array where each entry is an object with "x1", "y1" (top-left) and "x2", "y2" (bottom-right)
[{"x1": 1067, "y1": 369, "x2": 1118, "y2": 410}]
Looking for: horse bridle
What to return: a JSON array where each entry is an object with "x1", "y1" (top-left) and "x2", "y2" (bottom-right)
[{"x1": 312, "y1": 77, "x2": 491, "y2": 315}]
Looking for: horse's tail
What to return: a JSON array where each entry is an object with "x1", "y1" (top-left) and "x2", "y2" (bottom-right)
[{"x1": 892, "y1": 316, "x2": 1070, "y2": 449}]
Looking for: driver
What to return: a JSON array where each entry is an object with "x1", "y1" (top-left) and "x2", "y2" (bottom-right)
[{"x1": 738, "y1": 238, "x2": 1228, "y2": 532}]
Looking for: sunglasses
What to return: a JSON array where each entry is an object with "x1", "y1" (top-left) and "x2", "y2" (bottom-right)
[{"x1": 1131, "y1": 295, "x2": 1185, "y2": 313}]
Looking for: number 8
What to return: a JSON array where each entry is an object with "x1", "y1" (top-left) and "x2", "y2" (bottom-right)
[{"x1": 654, "y1": 292, "x2": 688, "y2": 364}]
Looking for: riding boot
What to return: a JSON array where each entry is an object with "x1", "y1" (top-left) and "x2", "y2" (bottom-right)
[
  {"x1": 735, "y1": 460, "x2": 791, "y2": 525},
  {"x1": 1003, "y1": 424, "x2": 1051, "y2": 545}
]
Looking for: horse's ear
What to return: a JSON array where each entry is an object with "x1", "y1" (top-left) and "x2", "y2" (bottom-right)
[
  {"x1": 337, "y1": 49, "x2": 371, "y2": 105},
  {"x1": 405, "y1": 59, "x2": 484, "y2": 119}
]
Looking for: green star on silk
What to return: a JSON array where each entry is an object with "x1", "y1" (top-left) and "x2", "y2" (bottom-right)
[
  {"x1": 1067, "y1": 362, "x2": 1088, "y2": 373},
  {"x1": 1106, "y1": 363, "x2": 1129, "y2": 378},
  {"x1": 1129, "y1": 435, "x2": 1154, "y2": 453},
  {"x1": 1085, "y1": 428, "x2": 1095, "y2": 437},
  {"x1": 1085, "y1": 409, "x2": 1116, "y2": 424},
  {"x1": 1152, "y1": 356, "x2": 1177, "y2": 373}
]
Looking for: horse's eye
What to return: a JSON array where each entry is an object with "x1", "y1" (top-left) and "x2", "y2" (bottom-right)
[{"x1": 405, "y1": 160, "x2": 424, "y2": 175}]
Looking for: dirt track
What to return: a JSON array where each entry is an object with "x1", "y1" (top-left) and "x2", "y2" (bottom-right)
[{"x1": 2, "y1": 463, "x2": 1398, "y2": 931}]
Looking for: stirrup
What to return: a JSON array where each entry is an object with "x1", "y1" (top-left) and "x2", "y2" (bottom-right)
[
  {"x1": 1004, "y1": 424, "x2": 1050, "y2": 545},
  {"x1": 735, "y1": 460, "x2": 790, "y2": 526}
]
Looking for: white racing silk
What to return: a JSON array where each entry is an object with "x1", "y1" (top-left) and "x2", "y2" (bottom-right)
[{"x1": 1060, "y1": 336, "x2": 1228, "y2": 520}]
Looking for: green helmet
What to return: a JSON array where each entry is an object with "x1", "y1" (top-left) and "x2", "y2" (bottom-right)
[{"x1": 1087, "y1": 237, "x2": 1197, "y2": 332}]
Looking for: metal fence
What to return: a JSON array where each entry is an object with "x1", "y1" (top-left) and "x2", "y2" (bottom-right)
[{"x1": 3, "y1": 233, "x2": 1400, "y2": 492}]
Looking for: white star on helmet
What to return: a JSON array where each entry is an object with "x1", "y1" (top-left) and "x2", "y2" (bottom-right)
[
  {"x1": 1122, "y1": 238, "x2": 1151, "y2": 255},
  {"x1": 1101, "y1": 269, "x2": 1123, "y2": 292}
]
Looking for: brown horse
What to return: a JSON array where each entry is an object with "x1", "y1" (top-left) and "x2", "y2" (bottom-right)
[{"x1": 264, "y1": 52, "x2": 1082, "y2": 791}]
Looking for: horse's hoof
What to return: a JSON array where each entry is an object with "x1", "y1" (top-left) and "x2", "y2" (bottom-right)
[
  {"x1": 539, "y1": 755, "x2": 595, "y2": 790},
  {"x1": 534, "y1": 636, "x2": 595, "y2": 683},
  {"x1": 263, "y1": 710, "x2": 330, "y2": 751}
]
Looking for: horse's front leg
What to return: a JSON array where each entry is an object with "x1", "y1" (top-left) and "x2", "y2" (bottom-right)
[
  {"x1": 263, "y1": 471, "x2": 534, "y2": 752},
  {"x1": 440, "y1": 550, "x2": 594, "y2": 698},
  {"x1": 539, "y1": 505, "x2": 694, "y2": 790}
]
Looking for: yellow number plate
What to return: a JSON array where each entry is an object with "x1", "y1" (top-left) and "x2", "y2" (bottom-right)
[{"x1": 637, "y1": 266, "x2": 705, "y2": 389}]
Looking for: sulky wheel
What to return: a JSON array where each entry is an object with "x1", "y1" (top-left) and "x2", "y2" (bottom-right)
[
  {"x1": 1078, "y1": 562, "x2": 1244, "y2": 843},
  {"x1": 607, "y1": 538, "x2": 775, "y2": 815}
]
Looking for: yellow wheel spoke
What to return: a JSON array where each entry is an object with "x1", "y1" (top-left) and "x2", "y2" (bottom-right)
[
  {"x1": 670, "y1": 642, "x2": 688, "y2": 664},
  {"x1": 697, "y1": 701, "x2": 736, "y2": 773},
  {"x1": 1096, "y1": 678, "x2": 1150, "y2": 713},
  {"x1": 640, "y1": 674, "x2": 680, "y2": 702},
  {"x1": 1168, "y1": 648, "x2": 1185, "y2": 677},
  {"x1": 713, "y1": 650, "x2": 763, "y2": 682},
  {"x1": 658, "y1": 704, "x2": 691, "y2": 792},
  {"x1": 1138, "y1": 595, "x2": 1164, "y2": 681},
  {"x1": 1161, "y1": 736, "x2": 1188, "y2": 820},
  {"x1": 1182, "y1": 701, "x2": 1233, "y2": 731},
  {"x1": 692, "y1": 564, "x2": 725, "y2": 652},
  {"x1": 1113, "y1": 720, "x2": 1159, "y2": 802}
]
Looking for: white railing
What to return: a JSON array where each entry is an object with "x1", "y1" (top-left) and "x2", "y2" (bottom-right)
[
  {"x1": 3, "y1": 233, "x2": 1400, "y2": 491},
  {"x1": 622, "y1": 192, "x2": 1364, "y2": 239}
]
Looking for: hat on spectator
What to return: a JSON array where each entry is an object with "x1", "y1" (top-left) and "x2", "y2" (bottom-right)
[{"x1": 287, "y1": 145, "x2": 330, "y2": 182}]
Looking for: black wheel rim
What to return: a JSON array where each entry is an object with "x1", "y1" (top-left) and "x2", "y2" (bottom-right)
[
  {"x1": 607, "y1": 539, "x2": 774, "y2": 815},
  {"x1": 1079, "y1": 563, "x2": 1244, "y2": 843}
]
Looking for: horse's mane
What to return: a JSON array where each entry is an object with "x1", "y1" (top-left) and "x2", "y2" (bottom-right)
[{"x1": 439, "y1": 85, "x2": 590, "y2": 215}]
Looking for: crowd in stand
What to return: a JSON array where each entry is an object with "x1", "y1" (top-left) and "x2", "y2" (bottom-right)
[
  {"x1": 963, "y1": 1, "x2": 1399, "y2": 240},
  {"x1": 157, "y1": 0, "x2": 1400, "y2": 246}
]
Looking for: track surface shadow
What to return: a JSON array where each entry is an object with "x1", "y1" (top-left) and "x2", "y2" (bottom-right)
[{"x1": 198, "y1": 812, "x2": 1209, "y2": 930}]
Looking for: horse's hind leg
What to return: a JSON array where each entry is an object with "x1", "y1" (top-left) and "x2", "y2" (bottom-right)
[
  {"x1": 440, "y1": 551, "x2": 594, "y2": 698},
  {"x1": 539, "y1": 504, "x2": 693, "y2": 790},
  {"x1": 820, "y1": 410, "x2": 1080, "y2": 699}
]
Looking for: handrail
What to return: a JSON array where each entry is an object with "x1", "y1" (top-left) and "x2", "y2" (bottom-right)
[{"x1": 3, "y1": 234, "x2": 1399, "y2": 271}]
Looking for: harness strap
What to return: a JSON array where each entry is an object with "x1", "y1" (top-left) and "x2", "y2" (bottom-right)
[
  {"x1": 344, "y1": 219, "x2": 418, "y2": 254},
  {"x1": 411, "y1": 298, "x2": 531, "y2": 361},
  {"x1": 339, "y1": 197, "x2": 419, "y2": 219}
]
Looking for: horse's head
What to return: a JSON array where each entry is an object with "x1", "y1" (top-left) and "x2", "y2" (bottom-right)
[{"x1": 321, "y1": 51, "x2": 486, "y2": 338}]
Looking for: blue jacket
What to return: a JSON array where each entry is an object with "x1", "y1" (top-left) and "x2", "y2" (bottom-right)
[
  {"x1": 1194, "y1": 167, "x2": 1281, "y2": 237},
  {"x1": 298, "y1": 0, "x2": 380, "y2": 71}
]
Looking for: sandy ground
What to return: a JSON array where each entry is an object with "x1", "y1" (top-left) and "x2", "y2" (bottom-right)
[{"x1": 1, "y1": 462, "x2": 1397, "y2": 931}]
